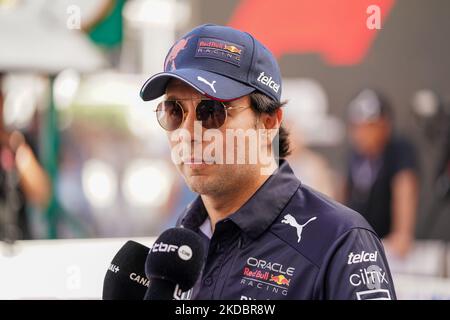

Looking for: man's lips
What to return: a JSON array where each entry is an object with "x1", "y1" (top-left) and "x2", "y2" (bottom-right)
[
  {"x1": 181, "y1": 156, "x2": 215, "y2": 165},
  {"x1": 182, "y1": 156, "x2": 203, "y2": 164}
]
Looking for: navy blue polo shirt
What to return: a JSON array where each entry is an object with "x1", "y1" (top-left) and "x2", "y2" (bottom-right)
[{"x1": 177, "y1": 160, "x2": 397, "y2": 300}]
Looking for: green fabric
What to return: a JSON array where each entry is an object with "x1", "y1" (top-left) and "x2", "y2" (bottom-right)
[
  {"x1": 40, "y1": 77, "x2": 60, "y2": 238},
  {"x1": 88, "y1": 0, "x2": 126, "y2": 48}
]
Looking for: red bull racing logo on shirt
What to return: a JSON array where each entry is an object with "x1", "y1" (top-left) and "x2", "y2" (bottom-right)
[{"x1": 240, "y1": 257, "x2": 295, "y2": 296}]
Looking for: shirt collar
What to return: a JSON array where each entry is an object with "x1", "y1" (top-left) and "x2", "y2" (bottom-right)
[{"x1": 180, "y1": 160, "x2": 301, "y2": 239}]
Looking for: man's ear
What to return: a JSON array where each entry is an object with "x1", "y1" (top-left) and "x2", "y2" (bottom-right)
[
  {"x1": 258, "y1": 108, "x2": 283, "y2": 148},
  {"x1": 275, "y1": 107, "x2": 283, "y2": 129},
  {"x1": 260, "y1": 108, "x2": 283, "y2": 130}
]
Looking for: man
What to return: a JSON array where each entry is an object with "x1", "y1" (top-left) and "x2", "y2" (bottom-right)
[
  {"x1": 0, "y1": 74, "x2": 51, "y2": 240},
  {"x1": 140, "y1": 24, "x2": 396, "y2": 300},
  {"x1": 346, "y1": 89, "x2": 418, "y2": 258}
]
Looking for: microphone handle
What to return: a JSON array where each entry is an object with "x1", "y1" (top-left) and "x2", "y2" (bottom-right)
[{"x1": 144, "y1": 278, "x2": 177, "y2": 300}]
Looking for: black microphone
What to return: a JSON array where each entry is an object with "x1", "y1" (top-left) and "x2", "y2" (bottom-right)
[
  {"x1": 102, "y1": 240, "x2": 150, "y2": 300},
  {"x1": 144, "y1": 227, "x2": 206, "y2": 300}
]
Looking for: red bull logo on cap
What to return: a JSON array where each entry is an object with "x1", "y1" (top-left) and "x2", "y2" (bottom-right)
[
  {"x1": 224, "y1": 44, "x2": 242, "y2": 54},
  {"x1": 196, "y1": 37, "x2": 244, "y2": 66}
]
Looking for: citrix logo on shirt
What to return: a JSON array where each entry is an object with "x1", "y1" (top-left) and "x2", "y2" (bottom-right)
[{"x1": 349, "y1": 264, "x2": 388, "y2": 290}]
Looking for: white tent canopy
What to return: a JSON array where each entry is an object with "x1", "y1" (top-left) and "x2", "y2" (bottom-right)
[{"x1": 0, "y1": 0, "x2": 108, "y2": 74}]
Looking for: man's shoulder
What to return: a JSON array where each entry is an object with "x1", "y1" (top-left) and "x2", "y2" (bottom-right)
[{"x1": 268, "y1": 184, "x2": 377, "y2": 268}]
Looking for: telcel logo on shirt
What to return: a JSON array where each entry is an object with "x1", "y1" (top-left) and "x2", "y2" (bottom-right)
[{"x1": 347, "y1": 251, "x2": 378, "y2": 265}]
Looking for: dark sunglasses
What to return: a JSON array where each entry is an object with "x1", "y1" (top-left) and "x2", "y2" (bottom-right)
[{"x1": 154, "y1": 99, "x2": 250, "y2": 131}]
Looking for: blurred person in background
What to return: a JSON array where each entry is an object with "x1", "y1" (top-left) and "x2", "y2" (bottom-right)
[
  {"x1": 345, "y1": 89, "x2": 418, "y2": 258},
  {"x1": 0, "y1": 74, "x2": 51, "y2": 240},
  {"x1": 412, "y1": 90, "x2": 450, "y2": 241},
  {"x1": 286, "y1": 122, "x2": 337, "y2": 200}
]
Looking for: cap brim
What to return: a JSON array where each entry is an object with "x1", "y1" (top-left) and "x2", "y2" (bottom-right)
[{"x1": 140, "y1": 69, "x2": 255, "y2": 101}]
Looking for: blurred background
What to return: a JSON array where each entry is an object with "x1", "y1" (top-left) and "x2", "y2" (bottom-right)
[{"x1": 0, "y1": 0, "x2": 449, "y2": 299}]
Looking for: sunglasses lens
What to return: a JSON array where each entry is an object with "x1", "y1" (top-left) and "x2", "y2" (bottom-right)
[
  {"x1": 156, "y1": 101, "x2": 183, "y2": 131},
  {"x1": 196, "y1": 100, "x2": 226, "y2": 129}
]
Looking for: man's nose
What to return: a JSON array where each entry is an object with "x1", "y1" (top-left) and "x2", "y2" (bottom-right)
[{"x1": 179, "y1": 104, "x2": 202, "y2": 145}]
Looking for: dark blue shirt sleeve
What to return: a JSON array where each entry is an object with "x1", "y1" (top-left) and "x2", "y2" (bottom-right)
[
  {"x1": 322, "y1": 228, "x2": 397, "y2": 300},
  {"x1": 391, "y1": 138, "x2": 417, "y2": 175}
]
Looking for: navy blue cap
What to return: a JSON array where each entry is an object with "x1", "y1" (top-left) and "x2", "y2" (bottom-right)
[{"x1": 140, "y1": 24, "x2": 282, "y2": 103}]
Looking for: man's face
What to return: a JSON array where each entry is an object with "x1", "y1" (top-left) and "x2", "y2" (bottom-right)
[
  {"x1": 164, "y1": 80, "x2": 263, "y2": 196},
  {"x1": 349, "y1": 118, "x2": 391, "y2": 157}
]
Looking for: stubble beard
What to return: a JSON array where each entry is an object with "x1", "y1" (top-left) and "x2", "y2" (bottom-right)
[{"x1": 179, "y1": 163, "x2": 259, "y2": 197}]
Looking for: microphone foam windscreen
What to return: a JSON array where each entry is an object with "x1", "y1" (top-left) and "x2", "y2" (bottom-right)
[
  {"x1": 103, "y1": 240, "x2": 150, "y2": 300},
  {"x1": 145, "y1": 227, "x2": 206, "y2": 291}
]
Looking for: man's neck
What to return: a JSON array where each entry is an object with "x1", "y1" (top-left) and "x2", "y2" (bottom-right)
[{"x1": 201, "y1": 162, "x2": 278, "y2": 233}]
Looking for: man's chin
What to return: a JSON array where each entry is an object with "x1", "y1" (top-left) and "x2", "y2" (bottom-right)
[
  {"x1": 185, "y1": 179, "x2": 210, "y2": 195},
  {"x1": 183, "y1": 172, "x2": 220, "y2": 194}
]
